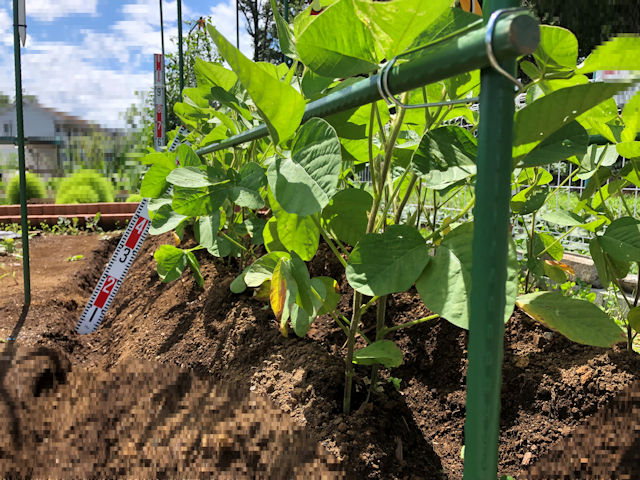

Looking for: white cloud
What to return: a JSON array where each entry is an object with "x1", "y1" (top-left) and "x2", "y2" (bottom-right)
[
  {"x1": 208, "y1": 0, "x2": 252, "y2": 57},
  {"x1": 26, "y1": 0, "x2": 99, "y2": 21},
  {"x1": 0, "y1": 7, "x2": 12, "y2": 45},
  {"x1": 0, "y1": 0, "x2": 255, "y2": 128}
]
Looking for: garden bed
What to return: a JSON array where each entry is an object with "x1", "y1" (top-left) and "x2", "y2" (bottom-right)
[{"x1": 0, "y1": 233, "x2": 638, "y2": 479}]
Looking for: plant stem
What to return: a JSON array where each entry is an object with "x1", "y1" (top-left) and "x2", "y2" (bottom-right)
[
  {"x1": 368, "y1": 295, "x2": 387, "y2": 396},
  {"x1": 536, "y1": 225, "x2": 579, "y2": 258},
  {"x1": 312, "y1": 215, "x2": 348, "y2": 267},
  {"x1": 359, "y1": 295, "x2": 379, "y2": 317},
  {"x1": 394, "y1": 173, "x2": 418, "y2": 225},
  {"x1": 376, "y1": 167, "x2": 411, "y2": 231},
  {"x1": 220, "y1": 232, "x2": 247, "y2": 252},
  {"x1": 343, "y1": 291, "x2": 362, "y2": 415},
  {"x1": 367, "y1": 94, "x2": 408, "y2": 233},
  {"x1": 382, "y1": 313, "x2": 440, "y2": 334},
  {"x1": 424, "y1": 196, "x2": 475, "y2": 241}
]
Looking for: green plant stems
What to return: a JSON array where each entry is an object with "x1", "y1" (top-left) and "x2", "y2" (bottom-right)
[
  {"x1": 368, "y1": 295, "x2": 388, "y2": 395},
  {"x1": 13, "y1": 0, "x2": 30, "y2": 307},
  {"x1": 343, "y1": 291, "x2": 362, "y2": 414},
  {"x1": 382, "y1": 314, "x2": 440, "y2": 334},
  {"x1": 311, "y1": 216, "x2": 348, "y2": 268},
  {"x1": 463, "y1": 1, "x2": 525, "y2": 478},
  {"x1": 195, "y1": 11, "x2": 539, "y2": 156}
]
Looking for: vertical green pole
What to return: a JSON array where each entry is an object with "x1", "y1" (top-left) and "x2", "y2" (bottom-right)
[
  {"x1": 177, "y1": 0, "x2": 184, "y2": 102},
  {"x1": 13, "y1": 0, "x2": 30, "y2": 307},
  {"x1": 283, "y1": 0, "x2": 289, "y2": 22},
  {"x1": 463, "y1": 0, "x2": 517, "y2": 478}
]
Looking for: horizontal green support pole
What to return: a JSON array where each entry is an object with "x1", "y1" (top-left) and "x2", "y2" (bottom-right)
[
  {"x1": 196, "y1": 10, "x2": 539, "y2": 156},
  {"x1": 0, "y1": 136, "x2": 61, "y2": 145}
]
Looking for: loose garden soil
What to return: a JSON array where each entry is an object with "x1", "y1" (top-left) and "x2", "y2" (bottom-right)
[{"x1": 1, "y1": 232, "x2": 638, "y2": 478}]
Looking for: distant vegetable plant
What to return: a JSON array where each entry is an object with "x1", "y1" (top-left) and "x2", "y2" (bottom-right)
[{"x1": 139, "y1": 0, "x2": 640, "y2": 413}]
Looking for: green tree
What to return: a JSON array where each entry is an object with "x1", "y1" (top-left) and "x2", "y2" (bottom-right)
[{"x1": 239, "y1": 0, "x2": 307, "y2": 62}]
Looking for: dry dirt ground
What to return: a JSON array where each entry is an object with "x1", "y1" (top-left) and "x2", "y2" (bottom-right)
[{"x1": 0, "y1": 232, "x2": 638, "y2": 479}]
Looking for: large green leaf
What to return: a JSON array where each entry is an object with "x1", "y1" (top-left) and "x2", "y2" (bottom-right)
[
  {"x1": 310, "y1": 276, "x2": 341, "y2": 316},
  {"x1": 412, "y1": 126, "x2": 477, "y2": 190},
  {"x1": 346, "y1": 224, "x2": 429, "y2": 296},
  {"x1": 289, "y1": 251, "x2": 314, "y2": 317},
  {"x1": 513, "y1": 82, "x2": 633, "y2": 147},
  {"x1": 617, "y1": 141, "x2": 640, "y2": 160},
  {"x1": 533, "y1": 25, "x2": 578, "y2": 72},
  {"x1": 149, "y1": 202, "x2": 187, "y2": 235},
  {"x1": 194, "y1": 213, "x2": 222, "y2": 249},
  {"x1": 532, "y1": 232, "x2": 563, "y2": 262},
  {"x1": 154, "y1": 245, "x2": 187, "y2": 283},
  {"x1": 265, "y1": 191, "x2": 320, "y2": 261},
  {"x1": 352, "y1": 0, "x2": 451, "y2": 60},
  {"x1": 267, "y1": 118, "x2": 341, "y2": 216},
  {"x1": 294, "y1": 0, "x2": 378, "y2": 78},
  {"x1": 516, "y1": 292, "x2": 624, "y2": 348},
  {"x1": 539, "y1": 209, "x2": 585, "y2": 227},
  {"x1": 353, "y1": 340, "x2": 403, "y2": 368},
  {"x1": 171, "y1": 185, "x2": 228, "y2": 217},
  {"x1": 207, "y1": 25, "x2": 305, "y2": 144},
  {"x1": 416, "y1": 223, "x2": 518, "y2": 330},
  {"x1": 321, "y1": 188, "x2": 372, "y2": 246},
  {"x1": 514, "y1": 121, "x2": 589, "y2": 168},
  {"x1": 194, "y1": 58, "x2": 238, "y2": 90},
  {"x1": 407, "y1": 7, "x2": 478, "y2": 52},
  {"x1": 599, "y1": 216, "x2": 640, "y2": 263},
  {"x1": 230, "y1": 162, "x2": 266, "y2": 209},
  {"x1": 621, "y1": 92, "x2": 640, "y2": 142},
  {"x1": 577, "y1": 36, "x2": 640, "y2": 74},
  {"x1": 511, "y1": 186, "x2": 548, "y2": 215},
  {"x1": 166, "y1": 166, "x2": 228, "y2": 188},
  {"x1": 185, "y1": 251, "x2": 204, "y2": 287},
  {"x1": 140, "y1": 152, "x2": 178, "y2": 198},
  {"x1": 269, "y1": 0, "x2": 298, "y2": 61},
  {"x1": 245, "y1": 251, "x2": 291, "y2": 287}
]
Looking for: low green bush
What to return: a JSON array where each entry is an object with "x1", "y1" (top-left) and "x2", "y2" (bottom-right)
[
  {"x1": 56, "y1": 169, "x2": 114, "y2": 204},
  {"x1": 125, "y1": 193, "x2": 143, "y2": 202},
  {"x1": 6, "y1": 172, "x2": 46, "y2": 204}
]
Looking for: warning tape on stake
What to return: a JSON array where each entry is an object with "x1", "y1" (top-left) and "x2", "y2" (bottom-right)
[{"x1": 75, "y1": 127, "x2": 188, "y2": 334}]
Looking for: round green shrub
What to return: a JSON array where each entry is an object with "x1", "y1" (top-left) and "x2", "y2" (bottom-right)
[
  {"x1": 56, "y1": 169, "x2": 114, "y2": 204},
  {"x1": 6, "y1": 172, "x2": 47, "y2": 204},
  {"x1": 125, "y1": 193, "x2": 143, "y2": 202}
]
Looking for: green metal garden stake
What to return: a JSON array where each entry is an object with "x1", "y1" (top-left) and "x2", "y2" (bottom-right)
[
  {"x1": 177, "y1": 0, "x2": 184, "y2": 102},
  {"x1": 12, "y1": 0, "x2": 30, "y2": 307},
  {"x1": 463, "y1": 0, "x2": 524, "y2": 478}
]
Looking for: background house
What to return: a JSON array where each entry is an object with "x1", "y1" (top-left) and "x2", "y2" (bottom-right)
[{"x1": 0, "y1": 97, "x2": 123, "y2": 182}]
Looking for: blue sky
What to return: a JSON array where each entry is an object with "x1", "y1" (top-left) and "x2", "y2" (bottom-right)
[{"x1": 0, "y1": 0, "x2": 253, "y2": 128}]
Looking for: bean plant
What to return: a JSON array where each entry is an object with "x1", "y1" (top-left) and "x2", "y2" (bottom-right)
[{"x1": 141, "y1": 0, "x2": 640, "y2": 414}]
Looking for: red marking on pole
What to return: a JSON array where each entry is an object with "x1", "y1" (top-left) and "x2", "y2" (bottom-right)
[
  {"x1": 94, "y1": 276, "x2": 117, "y2": 309},
  {"x1": 125, "y1": 217, "x2": 148, "y2": 249}
]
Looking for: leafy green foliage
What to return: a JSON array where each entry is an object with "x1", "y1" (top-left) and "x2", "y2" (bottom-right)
[
  {"x1": 267, "y1": 118, "x2": 341, "y2": 215},
  {"x1": 56, "y1": 170, "x2": 114, "y2": 204},
  {"x1": 207, "y1": 24, "x2": 305, "y2": 144},
  {"x1": 416, "y1": 223, "x2": 518, "y2": 330},
  {"x1": 346, "y1": 225, "x2": 429, "y2": 297},
  {"x1": 7, "y1": 172, "x2": 46, "y2": 204},
  {"x1": 516, "y1": 292, "x2": 624, "y2": 348}
]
